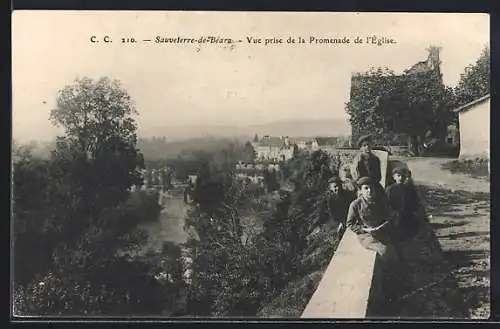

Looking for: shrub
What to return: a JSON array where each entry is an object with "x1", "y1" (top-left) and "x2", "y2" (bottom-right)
[
  {"x1": 179, "y1": 149, "x2": 348, "y2": 317},
  {"x1": 123, "y1": 190, "x2": 162, "y2": 223},
  {"x1": 257, "y1": 271, "x2": 324, "y2": 317}
]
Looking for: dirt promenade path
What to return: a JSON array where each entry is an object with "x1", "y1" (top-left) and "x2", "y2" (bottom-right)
[{"x1": 397, "y1": 157, "x2": 490, "y2": 319}]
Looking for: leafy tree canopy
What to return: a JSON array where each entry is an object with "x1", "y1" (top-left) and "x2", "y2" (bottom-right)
[
  {"x1": 345, "y1": 47, "x2": 462, "y2": 155},
  {"x1": 13, "y1": 77, "x2": 178, "y2": 316},
  {"x1": 454, "y1": 45, "x2": 490, "y2": 106}
]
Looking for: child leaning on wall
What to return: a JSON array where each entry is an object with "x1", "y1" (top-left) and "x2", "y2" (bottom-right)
[
  {"x1": 346, "y1": 176, "x2": 409, "y2": 300},
  {"x1": 346, "y1": 176, "x2": 400, "y2": 264}
]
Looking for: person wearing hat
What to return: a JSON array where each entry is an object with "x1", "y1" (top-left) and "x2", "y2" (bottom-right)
[
  {"x1": 386, "y1": 167, "x2": 426, "y2": 242},
  {"x1": 385, "y1": 166, "x2": 408, "y2": 226},
  {"x1": 324, "y1": 175, "x2": 353, "y2": 234},
  {"x1": 346, "y1": 176, "x2": 400, "y2": 264},
  {"x1": 352, "y1": 135, "x2": 383, "y2": 188}
]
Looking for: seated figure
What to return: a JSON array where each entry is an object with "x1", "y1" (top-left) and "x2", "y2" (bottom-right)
[
  {"x1": 325, "y1": 176, "x2": 352, "y2": 233},
  {"x1": 346, "y1": 176, "x2": 400, "y2": 264}
]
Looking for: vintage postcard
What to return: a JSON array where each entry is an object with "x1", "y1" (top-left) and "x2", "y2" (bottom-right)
[{"x1": 11, "y1": 11, "x2": 490, "y2": 320}]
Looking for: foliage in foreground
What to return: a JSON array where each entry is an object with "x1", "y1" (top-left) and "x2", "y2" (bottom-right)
[
  {"x1": 179, "y1": 150, "x2": 343, "y2": 316},
  {"x1": 13, "y1": 77, "x2": 183, "y2": 316}
]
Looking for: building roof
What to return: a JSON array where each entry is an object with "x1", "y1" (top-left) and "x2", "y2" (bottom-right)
[
  {"x1": 256, "y1": 137, "x2": 287, "y2": 147},
  {"x1": 454, "y1": 94, "x2": 490, "y2": 114},
  {"x1": 255, "y1": 136, "x2": 341, "y2": 148},
  {"x1": 315, "y1": 137, "x2": 339, "y2": 146},
  {"x1": 289, "y1": 138, "x2": 308, "y2": 143}
]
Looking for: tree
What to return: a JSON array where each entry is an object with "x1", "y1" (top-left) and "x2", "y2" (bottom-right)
[
  {"x1": 50, "y1": 77, "x2": 143, "y2": 205},
  {"x1": 181, "y1": 149, "x2": 288, "y2": 316},
  {"x1": 12, "y1": 152, "x2": 56, "y2": 285},
  {"x1": 292, "y1": 144, "x2": 300, "y2": 158},
  {"x1": 50, "y1": 77, "x2": 137, "y2": 154},
  {"x1": 374, "y1": 69, "x2": 455, "y2": 154},
  {"x1": 13, "y1": 77, "x2": 179, "y2": 316},
  {"x1": 13, "y1": 148, "x2": 166, "y2": 315},
  {"x1": 263, "y1": 169, "x2": 280, "y2": 192},
  {"x1": 179, "y1": 147, "x2": 345, "y2": 317},
  {"x1": 47, "y1": 75, "x2": 146, "y2": 232},
  {"x1": 242, "y1": 141, "x2": 256, "y2": 163},
  {"x1": 345, "y1": 67, "x2": 400, "y2": 145},
  {"x1": 455, "y1": 46, "x2": 490, "y2": 106},
  {"x1": 346, "y1": 47, "x2": 457, "y2": 155},
  {"x1": 256, "y1": 150, "x2": 338, "y2": 291}
]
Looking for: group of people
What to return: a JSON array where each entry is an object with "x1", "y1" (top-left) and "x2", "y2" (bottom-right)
[{"x1": 324, "y1": 134, "x2": 427, "y2": 273}]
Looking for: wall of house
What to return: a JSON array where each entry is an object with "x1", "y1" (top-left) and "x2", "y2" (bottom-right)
[
  {"x1": 459, "y1": 98, "x2": 490, "y2": 157},
  {"x1": 297, "y1": 141, "x2": 308, "y2": 150},
  {"x1": 255, "y1": 146, "x2": 294, "y2": 162}
]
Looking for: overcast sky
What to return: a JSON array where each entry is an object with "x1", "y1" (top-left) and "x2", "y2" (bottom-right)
[{"x1": 12, "y1": 11, "x2": 489, "y2": 143}]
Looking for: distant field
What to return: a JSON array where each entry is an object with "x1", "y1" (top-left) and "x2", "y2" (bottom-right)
[{"x1": 138, "y1": 136, "x2": 246, "y2": 161}]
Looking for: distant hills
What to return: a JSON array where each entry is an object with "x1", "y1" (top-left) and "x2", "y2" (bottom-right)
[
  {"x1": 14, "y1": 119, "x2": 352, "y2": 161},
  {"x1": 137, "y1": 136, "x2": 244, "y2": 161},
  {"x1": 136, "y1": 118, "x2": 351, "y2": 161},
  {"x1": 139, "y1": 118, "x2": 351, "y2": 141}
]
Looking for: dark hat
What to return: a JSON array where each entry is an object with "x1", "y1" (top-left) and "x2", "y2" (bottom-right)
[
  {"x1": 391, "y1": 166, "x2": 406, "y2": 175},
  {"x1": 357, "y1": 134, "x2": 372, "y2": 148},
  {"x1": 356, "y1": 176, "x2": 374, "y2": 186}
]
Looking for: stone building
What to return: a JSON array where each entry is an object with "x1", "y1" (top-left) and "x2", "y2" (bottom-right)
[
  {"x1": 454, "y1": 94, "x2": 490, "y2": 158},
  {"x1": 251, "y1": 135, "x2": 295, "y2": 162}
]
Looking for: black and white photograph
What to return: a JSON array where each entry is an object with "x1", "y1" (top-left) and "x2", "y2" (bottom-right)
[{"x1": 11, "y1": 11, "x2": 490, "y2": 319}]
